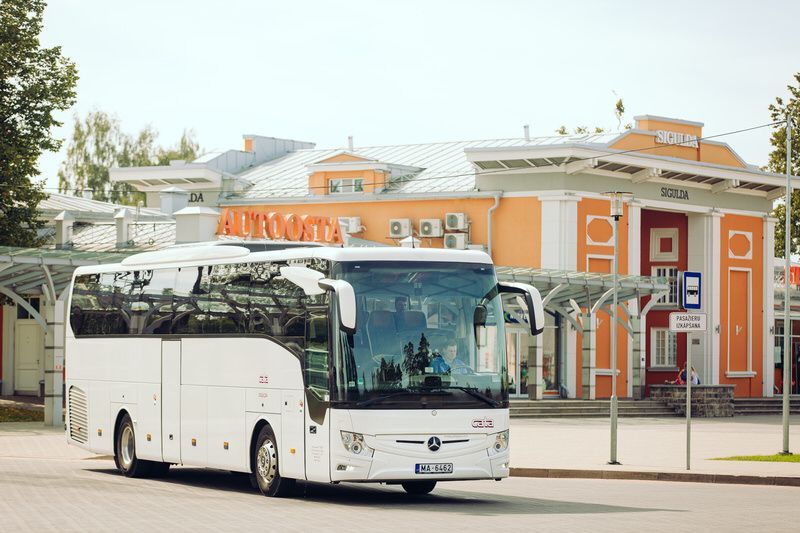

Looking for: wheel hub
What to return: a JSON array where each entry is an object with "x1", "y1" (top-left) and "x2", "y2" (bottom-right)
[
  {"x1": 256, "y1": 439, "x2": 277, "y2": 487},
  {"x1": 120, "y1": 425, "x2": 134, "y2": 469}
]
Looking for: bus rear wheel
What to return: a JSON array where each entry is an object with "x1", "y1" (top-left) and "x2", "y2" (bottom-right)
[
  {"x1": 251, "y1": 425, "x2": 295, "y2": 497},
  {"x1": 114, "y1": 414, "x2": 152, "y2": 478},
  {"x1": 402, "y1": 481, "x2": 437, "y2": 495}
]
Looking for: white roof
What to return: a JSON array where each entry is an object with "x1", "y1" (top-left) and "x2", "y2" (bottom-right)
[
  {"x1": 74, "y1": 245, "x2": 493, "y2": 275},
  {"x1": 39, "y1": 192, "x2": 169, "y2": 221},
  {"x1": 234, "y1": 133, "x2": 618, "y2": 199}
]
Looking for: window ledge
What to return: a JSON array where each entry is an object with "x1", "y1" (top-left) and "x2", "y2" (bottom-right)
[
  {"x1": 594, "y1": 368, "x2": 621, "y2": 376},
  {"x1": 647, "y1": 366, "x2": 679, "y2": 372},
  {"x1": 725, "y1": 371, "x2": 757, "y2": 378}
]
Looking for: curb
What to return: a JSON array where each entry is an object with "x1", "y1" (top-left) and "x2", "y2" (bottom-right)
[{"x1": 511, "y1": 467, "x2": 800, "y2": 487}]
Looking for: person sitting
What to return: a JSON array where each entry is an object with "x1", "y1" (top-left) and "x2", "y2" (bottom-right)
[
  {"x1": 690, "y1": 366, "x2": 701, "y2": 385},
  {"x1": 394, "y1": 296, "x2": 409, "y2": 329},
  {"x1": 431, "y1": 340, "x2": 472, "y2": 375}
]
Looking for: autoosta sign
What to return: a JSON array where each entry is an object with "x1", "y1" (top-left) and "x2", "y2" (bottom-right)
[{"x1": 217, "y1": 207, "x2": 344, "y2": 244}]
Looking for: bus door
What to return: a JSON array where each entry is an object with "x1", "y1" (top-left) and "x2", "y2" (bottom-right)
[
  {"x1": 161, "y1": 339, "x2": 181, "y2": 464},
  {"x1": 303, "y1": 311, "x2": 332, "y2": 482}
]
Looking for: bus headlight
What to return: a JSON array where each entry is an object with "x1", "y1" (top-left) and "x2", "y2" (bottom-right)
[
  {"x1": 489, "y1": 430, "x2": 509, "y2": 455},
  {"x1": 340, "y1": 431, "x2": 373, "y2": 457}
]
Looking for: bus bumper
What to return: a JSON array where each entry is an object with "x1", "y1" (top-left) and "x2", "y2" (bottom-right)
[{"x1": 330, "y1": 448, "x2": 510, "y2": 482}]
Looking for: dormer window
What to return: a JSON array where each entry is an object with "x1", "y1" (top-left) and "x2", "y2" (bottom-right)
[{"x1": 330, "y1": 177, "x2": 364, "y2": 194}]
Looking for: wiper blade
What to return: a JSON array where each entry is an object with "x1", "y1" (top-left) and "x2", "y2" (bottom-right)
[
  {"x1": 440, "y1": 386, "x2": 501, "y2": 407},
  {"x1": 354, "y1": 388, "x2": 450, "y2": 407}
]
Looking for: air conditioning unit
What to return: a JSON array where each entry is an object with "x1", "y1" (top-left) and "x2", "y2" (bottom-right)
[
  {"x1": 389, "y1": 218, "x2": 412, "y2": 238},
  {"x1": 419, "y1": 218, "x2": 443, "y2": 237},
  {"x1": 338, "y1": 216, "x2": 362, "y2": 234},
  {"x1": 444, "y1": 233, "x2": 468, "y2": 250},
  {"x1": 445, "y1": 212, "x2": 468, "y2": 231}
]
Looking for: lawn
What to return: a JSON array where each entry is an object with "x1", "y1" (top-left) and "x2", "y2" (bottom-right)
[
  {"x1": 0, "y1": 406, "x2": 44, "y2": 423},
  {"x1": 714, "y1": 454, "x2": 800, "y2": 463}
]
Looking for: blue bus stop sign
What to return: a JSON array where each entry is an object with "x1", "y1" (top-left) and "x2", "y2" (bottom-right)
[{"x1": 682, "y1": 271, "x2": 702, "y2": 310}]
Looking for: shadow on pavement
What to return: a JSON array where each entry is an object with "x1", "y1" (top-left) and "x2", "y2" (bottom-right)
[{"x1": 86, "y1": 466, "x2": 678, "y2": 516}]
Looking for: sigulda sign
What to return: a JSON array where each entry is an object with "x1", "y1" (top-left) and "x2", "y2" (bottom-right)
[
  {"x1": 217, "y1": 207, "x2": 344, "y2": 244},
  {"x1": 660, "y1": 187, "x2": 689, "y2": 200}
]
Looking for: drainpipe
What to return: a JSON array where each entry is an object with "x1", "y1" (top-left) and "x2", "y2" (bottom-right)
[{"x1": 487, "y1": 193, "x2": 502, "y2": 258}]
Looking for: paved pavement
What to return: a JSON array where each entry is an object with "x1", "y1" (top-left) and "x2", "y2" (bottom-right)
[
  {"x1": 0, "y1": 423, "x2": 798, "y2": 532},
  {"x1": 510, "y1": 415, "x2": 800, "y2": 478},
  {"x1": 2, "y1": 420, "x2": 800, "y2": 531}
]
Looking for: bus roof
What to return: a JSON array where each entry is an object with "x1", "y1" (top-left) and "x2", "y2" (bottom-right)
[{"x1": 72, "y1": 245, "x2": 493, "y2": 276}]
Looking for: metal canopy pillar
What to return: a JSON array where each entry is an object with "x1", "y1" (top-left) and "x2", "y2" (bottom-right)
[{"x1": 581, "y1": 312, "x2": 595, "y2": 400}]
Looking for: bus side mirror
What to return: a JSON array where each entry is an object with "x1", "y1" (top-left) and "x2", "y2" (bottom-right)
[
  {"x1": 318, "y1": 279, "x2": 357, "y2": 335},
  {"x1": 473, "y1": 304, "x2": 488, "y2": 348},
  {"x1": 498, "y1": 282, "x2": 544, "y2": 336},
  {"x1": 279, "y1": 266, "x2": 325, "y2": 295}
]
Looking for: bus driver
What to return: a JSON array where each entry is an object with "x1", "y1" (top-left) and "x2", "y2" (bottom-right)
[{"x1": 431, "y1": 340, "x2": 472, "y2": 375}]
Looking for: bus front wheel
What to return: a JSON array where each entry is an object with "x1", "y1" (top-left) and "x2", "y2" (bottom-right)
[
  {"x1": 251, "y1": 425, "x2": 295, "y2": 497},
  {"x1": 114, "y1": 414, "x2": 151, "y2": 478},
  {"x1": 402, "y1": 481, "x2": 437, "y2": 495}
]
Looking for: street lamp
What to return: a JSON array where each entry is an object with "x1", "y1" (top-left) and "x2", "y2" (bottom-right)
[
  {"x1": 782, "y1": 113, "x2": 793, "y2": 455},
  {"x1": 604, "y1": 191, "x2": 631, "y2": 465}
]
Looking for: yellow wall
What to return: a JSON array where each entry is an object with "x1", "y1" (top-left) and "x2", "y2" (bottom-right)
[
  {"x1": 219, "y1": 196, "x2": 541, "y2": 267},
  {"x1": 610, "y1": 118, "x2": 745, "y2": 168}
]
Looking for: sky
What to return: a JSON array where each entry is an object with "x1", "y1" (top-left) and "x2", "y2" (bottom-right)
[{"x1": 38, "y1": 0, "x2": 800, "y2": 191}]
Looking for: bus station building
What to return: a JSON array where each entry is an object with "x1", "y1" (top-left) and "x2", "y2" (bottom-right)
[{"x1": 2, "y1": 113, "x2": 798, "y2": 413}]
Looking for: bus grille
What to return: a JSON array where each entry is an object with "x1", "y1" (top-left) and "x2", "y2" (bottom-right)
[{"x1": 68, "y1": 386, "x2": 89, "y2": 444}]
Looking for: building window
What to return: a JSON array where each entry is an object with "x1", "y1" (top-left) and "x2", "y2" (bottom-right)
[
  {"x1": 16, "y1": 297, "x2": 40, "y2": 320},
  {"x1": 329, "y1": 178, "x2": 364, "y2": 194},
  {"x1": 652, "y1": 266, "x2": 679, "y2": 307},
  {"x1": 651, "y1": 328, "x2": 677, "y2": 367}
]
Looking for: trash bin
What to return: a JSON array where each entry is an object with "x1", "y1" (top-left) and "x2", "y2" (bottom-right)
[{"x1": 39, "y1": 379, "x2": 45, "y2": 398}]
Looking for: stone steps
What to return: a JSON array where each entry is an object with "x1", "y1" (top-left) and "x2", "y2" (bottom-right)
[
  {"x1": 510, "y1": 399, "x2": 677, "y2": 418},
  {"x1": 733, "y1": 398, "x2": 800, "y2": 415}
]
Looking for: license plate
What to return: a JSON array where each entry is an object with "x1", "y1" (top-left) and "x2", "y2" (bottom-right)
[{"x1": 415, "y1": 463, "x2": 453, "y2": 474}]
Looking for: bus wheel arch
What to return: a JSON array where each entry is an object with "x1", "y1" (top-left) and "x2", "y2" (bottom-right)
[
  {"x1": 113, "y1": 410, "x2": 152, "y2": 478},
  {"x1": 249, "y1": 420, "x2": 295, "y2": 497}
]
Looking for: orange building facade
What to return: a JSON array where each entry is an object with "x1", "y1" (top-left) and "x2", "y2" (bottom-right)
[{"x1": 113, "y1": 114, "x2": 791, "y2": 400}]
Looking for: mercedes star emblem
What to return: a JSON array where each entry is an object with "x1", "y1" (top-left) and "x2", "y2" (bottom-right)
[{"x1": 427, "y1": 436, "x2": 442, "y2": 452}]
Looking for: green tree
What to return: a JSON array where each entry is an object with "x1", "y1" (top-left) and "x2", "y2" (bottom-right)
[
  {"x1": 0, "y1": 0, "x2": 77, "y2": 247},
  {"x1": 155, "y1": 130, "x2": 199, "y2": 166},
  {"x1": 57, "y1": 111, "x2": 200, "y2": 205},
  {"x1": 769, "y1": 73, "x2": 800, "y2": 257}
]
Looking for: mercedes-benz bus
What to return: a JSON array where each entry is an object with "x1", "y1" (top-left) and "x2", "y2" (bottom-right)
[{"x1": 65, "y1": 246, "x2": 543, "y2": 496}]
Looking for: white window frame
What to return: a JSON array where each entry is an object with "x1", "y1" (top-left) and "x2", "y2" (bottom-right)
[
  {"x1": 329, "y1": 177, "x2": 364, "y2": 194},
  {"x1": 650, "y1": 327, "x2": 677, "y2": 368},
  {"x1": 649, "y1": 228, "x2": 678, "y2": 262},
  {"x1": 651, "y1": 266, "x2": 679, "y2": 307}
]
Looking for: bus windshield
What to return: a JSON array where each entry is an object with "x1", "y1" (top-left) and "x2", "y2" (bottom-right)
[{"x1": 331, "y1": 261, "x2": 508, "y2": 409}]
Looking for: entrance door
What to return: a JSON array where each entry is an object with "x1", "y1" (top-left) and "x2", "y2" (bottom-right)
[
  {"x1": 14, "y1": 321, "x2": 43, "y2": 394},
  {"x1": 729, "y1": 270, "x2": 750, "y2": 373}
]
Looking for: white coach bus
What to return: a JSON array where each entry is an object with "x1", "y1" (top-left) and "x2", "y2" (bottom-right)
[{"x1": 65, "y1": 246, "x2": 543, "y2": 496}]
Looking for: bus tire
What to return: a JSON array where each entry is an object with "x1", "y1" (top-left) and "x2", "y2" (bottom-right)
[
  {"x1": 115, "y1": 413, "x2": 152, "y2": 478},
  {"x1": 401, "y1": 481, "x2": 437, "y2": 495},
  {"x1": 251, "y1": 425, "x2": 295, "y2": 497}
]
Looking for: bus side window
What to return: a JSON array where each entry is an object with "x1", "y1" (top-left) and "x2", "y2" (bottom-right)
[
  {"x1": 70, "y1": 274, "x2": 95, "y2": 336},
  {"x1": 70, "y1": 273, "x2": 128, "y2": 336},
  {"x1": 173, "y1": 266, "x2": 209, "y2": 334},
  {"x1": 128, "y1": 268, "x2": 176, "y2": 335},
  {"x1": 206, "y1": 263, "x2": 248, "y2": 334}
]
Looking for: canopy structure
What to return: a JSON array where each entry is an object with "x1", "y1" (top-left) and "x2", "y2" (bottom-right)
[
  {"x1": 496, "y1": 266, "x2": 670, "y2": 400},
  {"x1": 0, "y1": 246, "x2": 131, "y2": 327},
  {"x1": 0, "y1": 246, "x2": 134, "y2": 427}
]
